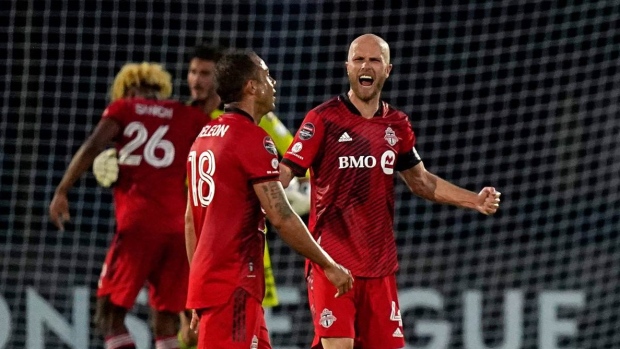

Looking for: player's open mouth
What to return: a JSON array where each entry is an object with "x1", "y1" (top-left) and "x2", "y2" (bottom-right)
[{"x1": 359, "y1": 75, "x2": 374, "y2": 87}]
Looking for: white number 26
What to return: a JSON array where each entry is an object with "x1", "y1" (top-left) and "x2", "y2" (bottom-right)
[{"x1": 118, "y1": 121, "x2": 175, "y2": 168}]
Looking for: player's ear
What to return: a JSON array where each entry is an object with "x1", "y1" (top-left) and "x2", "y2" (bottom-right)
[{"x1": 245, "y1": 79, "x2": 256, "y2": 96}]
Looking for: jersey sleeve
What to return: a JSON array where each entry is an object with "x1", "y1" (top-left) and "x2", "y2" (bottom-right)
[
  {"x1": 395, "y1": 118, "x2": 422, "y2": 171},
  {"x1": 101, "y1": 99, "x2": 128, "y2": 126},
  {"x1": 240, "y1": 128, "x2": 281, "y2": 184},
  {"x1": 259, "y1": 112, "x2": 294, "y2": 156},
  {"x1": 281, "y1": 109, "x2": 325, "y2": 177}
]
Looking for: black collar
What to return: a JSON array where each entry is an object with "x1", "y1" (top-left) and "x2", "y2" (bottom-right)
[
  {"x1": 339, "y1": 93, "x2": 385, "y2": 117},
  {"x1": 223, "y1": 106, "x2": 255, "y2": 123}
]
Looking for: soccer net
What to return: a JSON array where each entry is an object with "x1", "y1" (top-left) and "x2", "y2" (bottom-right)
[{"x1": 2, "y1": 1, "x2": 619, "y2": 348}]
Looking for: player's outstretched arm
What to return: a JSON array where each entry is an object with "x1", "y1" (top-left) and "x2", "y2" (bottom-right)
[
  {"x1": 398, "y1": 162, "x2": 501, "y2": 215},
  {"x1": 253, "y1": 180, "x2": 353, "y2": 296},
  {"x1": 49, "y1": 119, "x2": 121, "y2": 230}
]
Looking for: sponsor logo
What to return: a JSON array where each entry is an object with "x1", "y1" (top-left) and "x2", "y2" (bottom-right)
[
  {"x1": 286, "y1": 151, "x2": 304, "y2": 160},
  {"x1": 291, "y1": 142, "x2": 303, "y2": 153},
  {"x1": 338, "y1": 155, "x2": 377, "y2": 169},
  {"x1": 381, "y1": 150, "x2": 396, "y2": 175},
  {"x1": 319, "y1": 309, "x2": 337, "y2": 328},
  {"x1": 338, "y1": 132, "x2": 353, "y2": 142},
  {"x1": 271, "y1": 158, "x2": 279, "y2": 169},
  {"x1": 299, "y1": 122, "x2": 315, "y2": 140},
  {"x1": 385, "y1": 127, "x2": 398, "y2": 146},
  {"x1": 263, "y1": 137, "x2": 278, "y2": 155},
  {"x1": 393, "y1": 327, "x2": 404, "y2": 338}
]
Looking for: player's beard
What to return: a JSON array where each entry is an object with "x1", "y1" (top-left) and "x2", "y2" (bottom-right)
[{"x1": 348, "y1": 74, "x2": 384, "y2": 102}]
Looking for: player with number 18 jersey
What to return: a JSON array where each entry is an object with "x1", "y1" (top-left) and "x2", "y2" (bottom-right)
[{"x1": 98, "y1": 97, "x2": 210, "y2": 312}]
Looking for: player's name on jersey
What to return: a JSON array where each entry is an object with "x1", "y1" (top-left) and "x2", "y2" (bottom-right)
[
  {"x1": 134, "y1": 104, "x2": 173, "y2": 119},
  {"x1": 198, "y1": 124, "x2": 230, "y2": 138}
]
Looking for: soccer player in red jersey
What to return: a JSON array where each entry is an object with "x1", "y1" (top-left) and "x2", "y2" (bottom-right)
[
  {"x1": 184, "y1": 50, "x2": 354, "y2": 349},
  {"x1": 279, "y1": 34, "x2": 502, "y2": 349},
  {"x1": 49, "y1": 62, "x2": 211, "y2": 349}
]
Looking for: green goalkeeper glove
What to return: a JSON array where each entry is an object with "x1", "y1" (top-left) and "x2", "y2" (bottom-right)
[{"x1": 92, "y1": 148, "x2": 119, "y2": 188}]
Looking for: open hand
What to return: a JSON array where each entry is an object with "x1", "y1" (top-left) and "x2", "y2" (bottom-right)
[{"x1": 476, "y1": 187, "x2": 501, "y2": 215}]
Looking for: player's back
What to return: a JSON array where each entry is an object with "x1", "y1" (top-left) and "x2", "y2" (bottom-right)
[
  {"x1": 102, "y1": 97, "x2": 210, "y2": 235},
  {"x1": 187, "y1": 109, "x2": 280, "y2": 309}
]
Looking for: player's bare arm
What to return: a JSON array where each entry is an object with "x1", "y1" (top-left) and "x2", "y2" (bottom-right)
[
  {"x1": 278, "y1": 163, "x2": 295, "y2": 188},
  {"x1": 184, "y1": 196, "x2": 197, "y2": 263},
  {"x1": 49, "y1": 118, "x2": 121, "y2": 230},
  {"x1": 398, "y1": 161, "x2": 501, "y2": 215},
  {"x1": 254, "y1": 180, "x2": 354, "y2": 296}
]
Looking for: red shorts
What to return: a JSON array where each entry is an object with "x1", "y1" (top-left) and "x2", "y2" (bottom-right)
[
  {"x1": 197, "y1": 288, "x2": 271, "y2": 349},
  {"x1": 97, "y1": 230, "x2": 188, "y2": 312},
  {"x1": 307, "y1": 263, "x2": 405, "y2": 349}
]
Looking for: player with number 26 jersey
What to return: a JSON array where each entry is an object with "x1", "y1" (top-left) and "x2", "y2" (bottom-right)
[{"x1": 98, "y1": 97, "x2": 210, "y2": 311}]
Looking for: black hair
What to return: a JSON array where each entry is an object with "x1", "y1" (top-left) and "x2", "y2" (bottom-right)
[
  {"x1": 215, "y1": 50, "x2": 260, "y2": 104},
  {"x1": 188, "y1": 42, "x2": 225, "y2": 62}
]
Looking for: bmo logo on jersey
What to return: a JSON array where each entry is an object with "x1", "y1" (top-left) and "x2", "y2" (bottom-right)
[{"x1": 338, "y1": 150, "x2": 395, "y2": 175}]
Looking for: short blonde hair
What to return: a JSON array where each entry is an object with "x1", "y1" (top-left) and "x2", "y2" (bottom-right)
[{"x1": 110, "y1": 62, "x2": 173, "y2": 101}]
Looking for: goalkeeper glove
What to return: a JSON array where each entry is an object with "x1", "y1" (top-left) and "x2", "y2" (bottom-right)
[
  {"x1": 284, "y1": 177, "x2": 311, "y2": 216},
  {"x1": 92, "y1": 148, "x2": 119, "y2": 188}
]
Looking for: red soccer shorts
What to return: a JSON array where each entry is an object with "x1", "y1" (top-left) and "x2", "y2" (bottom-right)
[
  {"x1": 197, "y1": 288, "x2": 271, "y2": 349},
  {"x1": 307, "y1": 263, "x2": 405, "y2": 349},
  {"x1": 97, "y1": 230, "x2": 188, "y2": 312}
]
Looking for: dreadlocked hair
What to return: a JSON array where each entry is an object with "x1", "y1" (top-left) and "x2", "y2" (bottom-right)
[{"x1": 110, "y1": 62, "x2": 173, "y2": 101}]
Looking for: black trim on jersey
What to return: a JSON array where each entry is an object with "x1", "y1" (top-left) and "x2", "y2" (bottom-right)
[
  {"x1": 395, "y1": 149, "x2": 422, "y2": 171},
  {"x1": 281, "y1": 158, "x2": 307, "y2": 177},
  {"x1": 339, "y1": 94, "x2": 385, "y2": 117},
  {"x1": 224, "y1": 106, "x2": 255, "y2": 123}
]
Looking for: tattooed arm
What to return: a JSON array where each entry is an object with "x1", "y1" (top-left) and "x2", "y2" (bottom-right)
[{"x1": 253, "y1": 180, "x2": 354, "y2": 296}]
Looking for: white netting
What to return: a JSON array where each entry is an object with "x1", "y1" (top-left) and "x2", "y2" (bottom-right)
[{"x1": 1, "y1": 1, "x2": 619, "y2": 348}]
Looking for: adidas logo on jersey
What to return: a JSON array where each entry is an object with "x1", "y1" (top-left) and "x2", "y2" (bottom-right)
[
  {"x1": 393, "y1": 327, "x2": 404, "y2": 337},
  {"x1": 338, "y1": 132, "x2": 353, "y2": 142}
]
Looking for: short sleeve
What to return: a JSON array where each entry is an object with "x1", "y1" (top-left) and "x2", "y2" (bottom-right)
[
  {"x1": 240, "y1": 128, "x2": 281, "y2": 184},
  {"x1": 281, "y1": 109, "x2": 325, "y2": 176},
  {"x1": 101, "y1": 99, "x2": 128, "y2": 125},
  {"x1": 395, "y1": 118, "x2": 422, "y2": 171}
]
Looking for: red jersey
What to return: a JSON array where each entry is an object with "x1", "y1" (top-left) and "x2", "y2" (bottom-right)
[
  {"x1": 282, "y1": 95, "x2": 421, "y2": 278},
  {"x1": 102, "y1": 98, "x2": 210, "y2": 235},
  {"x1": 186, "y1": 109, "x2": 280, "y2": 309}
]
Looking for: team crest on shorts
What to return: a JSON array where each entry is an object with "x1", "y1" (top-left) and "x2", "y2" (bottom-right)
[
  {"x1": 384, "y1": 127, "x2": 398, "y2": 146},
  {"x1": 319, "y1": 308, "x2": 337, "y2": 328},
  {"x1": 299, "y1": 122, "x2": 315, "y2": 140}
]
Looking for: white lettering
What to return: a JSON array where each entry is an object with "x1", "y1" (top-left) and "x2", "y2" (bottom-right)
[
  {"x1": 464, "y1": 290, "x2": 523, "y2": 349},
  {"x1": 134, "y1": 104, "x2": 173, "y2": 119},
  {"x1": 539, "y1": 291, "x2": 585, "y2": 349},
  {"x1": 199, "y1": 125, "x2": 230, "y2": 138},
  {"x1": 0, "y1": 296, "x2": 11, "y2": 349},
  {"x1": 26, "y1": 287, "x2": 89, "y2": 349},
  {"x1": 338, "y1": 156, "x2": 377, "y2": 169}
]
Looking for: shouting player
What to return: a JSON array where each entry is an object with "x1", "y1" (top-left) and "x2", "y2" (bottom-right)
[
  {"x1": 50, "y1": 62, "x2": 211, "y2": 349},
  {"x1": 185, "y1": 49, "x2": 353, "y2": 349},
  {"x1": 279, "y1": 34, "x2": 501, "y2": 349}
]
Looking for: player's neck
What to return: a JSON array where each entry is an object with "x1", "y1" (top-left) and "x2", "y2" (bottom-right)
[
  {"x1": 347, "y1": 90, "x2": 381, "y2": 119},
  {"x1": 226, "y1": 101, "x2": 262, "y2": 125}
]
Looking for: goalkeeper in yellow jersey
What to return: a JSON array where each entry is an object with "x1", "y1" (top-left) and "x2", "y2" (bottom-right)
[{"x1": 92, "y1": 42, "x2": 310, "y2": 349}]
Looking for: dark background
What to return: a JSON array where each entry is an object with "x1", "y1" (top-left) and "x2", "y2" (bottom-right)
[{"x1": 1, "y1": 1, "x2": 619, "y2": 348}]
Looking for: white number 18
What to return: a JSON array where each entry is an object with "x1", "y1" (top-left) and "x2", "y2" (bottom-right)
[{"x1": 188, "y1": 150, "x2": 216, "y2": 207}]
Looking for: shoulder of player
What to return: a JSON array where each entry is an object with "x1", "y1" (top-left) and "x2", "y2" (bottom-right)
[
  {"x1": 383, "y1": 103, "x2": 411, "y2": 123},
  {"x1": 311, "y1": 95, "x2": 341, "y2": 115}
]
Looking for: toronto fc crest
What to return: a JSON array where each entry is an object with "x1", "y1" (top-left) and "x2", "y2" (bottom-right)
[
  {"x1": 319, "y1": 308, "x2": 337, "y2": 328},
  {"x1": 384, "y1": 127, "x2": 398, "y2": 146}
]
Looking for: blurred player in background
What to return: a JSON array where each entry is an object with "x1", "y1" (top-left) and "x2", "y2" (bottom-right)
[
  {"x1": 50, "y1": 62, "x2": 211, "y2": 349},
  {"x1": 279, "y1": 34, "x2": 502, "y2": 349},
  {"x1": 185, "y1": 49, "x2": 353, "y2": 349}
]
